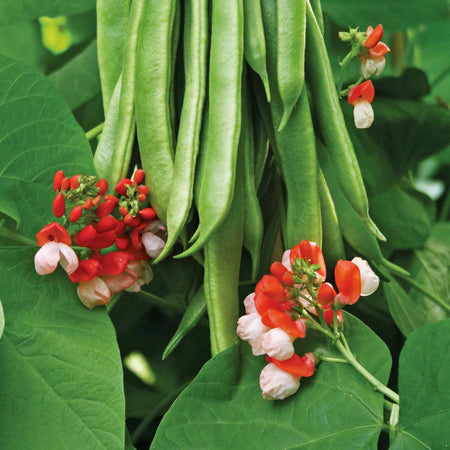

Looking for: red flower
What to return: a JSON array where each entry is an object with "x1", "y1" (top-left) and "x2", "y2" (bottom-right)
[
  {"x1": 289, "y1": 240, "x2": 326, "y2": 280},
  {"x1": 36, "y1": 222, "x2": 71, "y2": 247}
]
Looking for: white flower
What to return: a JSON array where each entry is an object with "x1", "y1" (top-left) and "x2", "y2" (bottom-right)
[
  {"x1": 237, "y1": 313, "x2": 269, "y2": 341},
  {"x1": 125, "y1": 260, "x2": 153, "y2": 292},
  {"x1": 77, "y1": 277, "x2": 110, "y2": 309},
  {"x1": 281, "y1": 250, "x2": 291, "y2": 270},
  {"x1": 260, "y1": 363, "x2": 300, "y2": 400},
  {"x1": 141, "y1": 220, "x2": 167, "y2": 259},
  {"x1": 353, "y1": 99, "x2": 374, "y2": 129},
  {"x1": 244, "y1": 292, "x2": 256, "y2": 314},
  {"x1": 261, "y1": 328, "x2": 295, "y2": 361},
  {"x1": 351, "y1": 257, "x2": 380, "y2": 296},
  {"x1": 34, "y1": 241, "x2": 78, "y2": 275}
]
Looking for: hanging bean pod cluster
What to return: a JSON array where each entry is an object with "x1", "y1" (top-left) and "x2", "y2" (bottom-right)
[{"x1": 95, "y1": 0, "x2": 402, "y2": 356}]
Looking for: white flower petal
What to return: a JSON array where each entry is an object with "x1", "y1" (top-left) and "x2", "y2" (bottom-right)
[
  {"x1": 77, "y1": 277, "x2": 111, "y2": 309},
  {"x1": 361, "y1": 58, "x2": 377, "y2": 79},
  {"x1": 351, "y1": 257, "x2": 380, "y2": 296},
  {"x1": 34, "y1": 242, "x2": 61, "y2": 275},
  {"x1": 57, "y1": 243, "x2": 79, "y2": 275},
  {"x1": 141, "y1": 232, "x2": 166, "y2": 259},
  {"x1": 261, "y1": 328, "x2": 295, "y2": 361},
  {"x1": 373, "y1": 56, "x2": 386, "y2": 76},
  {"x1": 236, "y1": 313, "x2": 269, "y2": 342},
  {"x1": 249, "y1": 336, "x2": 266, "y2": 356},
  {"x1": 281, "y1": 250, "x2": 292, "y2": 271},
  {"x1": 353, "y1": 99, "x2": 374, "y2": 129},
  {"x1": 244, "y1": 292, "x2": 256, "y2": 314},
  {"x1": 260, "y1": 363, "x2": 300, "y2": 400}
]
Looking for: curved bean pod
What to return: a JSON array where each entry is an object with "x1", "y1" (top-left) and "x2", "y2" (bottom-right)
[
  {"x1": 156, "y1": 0, "x2": 208, "y2": 262},
  {"x1": 276, "y1": 0, "x2": 306, "y2": 132},
  {"x1": 243, "y1": 0, "x2": 271, "y2": 101},
  {"x1": 97, "y1": 0, "x2": 130, "y2": 114},
  {"x1": 135, "y1": 0, "x2": 176, "y2": 223},
  {"x1": 305, "y1": 1, "x2": 385, "y2": 241},
  {"x1": 178, "y1": 0, "x2": 244, "y2": 257}
]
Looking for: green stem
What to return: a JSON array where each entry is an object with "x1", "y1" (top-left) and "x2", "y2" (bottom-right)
[
  {"x1": 335, "y1": 339, "x2": 399, "y2": 403},
  {"x1": 439, "y1": 186, "x2": 450, "y2": 222},
  {"x1": 384, "y1": 399, "x2": 394, "y2": 412},
  {"x1": 388, "y1": 403, "x2": 400, "y2": 444},
  {"x1": 319, "y1": 355, "x2": 348, "y2": 364},
  {"x1": 85, "y1": 122, "x2": 104, "y2": 141},
  {"x1": 340, "y1": 75, "x2": 364, "y2": 97},
  {"x1": 336, "y1": 51, "x2": 356, "y2": 96},
  {"x1": 0, "y1": 226, "x2": 36, "y2": 246}
]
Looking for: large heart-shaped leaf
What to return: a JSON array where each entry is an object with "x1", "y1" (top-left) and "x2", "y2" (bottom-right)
[
  {"x1": 151, "y1": 313, "x2": 391, "y2": 449},
  {"x1": 0, "y1": 56, "x2": 125, "y2": 448},
  {"x1": 390, "y1": 319, "x2": 450, "y2": 448}
]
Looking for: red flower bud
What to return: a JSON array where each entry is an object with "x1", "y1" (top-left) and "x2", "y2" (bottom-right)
[
  {"x1": 128, "y1": 216, "x2": 142, "y2": 228},
  {"x1": 97, "y1": 215, "x2": 118, "y2": 233},
  {"x1": 317, "y1": 282, "x2": 337, "y2": 306},
  {"x1": 115, "y1": 178, "x2": 132, "y2": 196},
  {"x1": 53, "y1": 170, "x2": 65, "y2": 191},
  {"x1": 69, "y1": 205, "x2": 83, "y2": 222},
  {"x1": 138, "y1": 208, "x2": 156, "y2": 221},
  {"x1": 123, "y1": 214, "x2": 133, "y2": 225},
  {"x1": 53, "y1": 193, "x2": 65, "y2": 217},
  {"x1": 115, "y1": 221, "x2": 126, "y2": 235},
  {"x1": 119, "y1": 206, "x2": 128, "y2": 216},
  {"x1": 365, "y1": 24, "x2": 383, "y2": 49},
  {"x1": 138, "y1": 185, "x2": 149, "y2": 195},
  {"x1": 96, "y1": 200, "x2": 116, "y2": 218},
  {"x1": 138, "y1": 193, "x2": 146, "y2": 202},
  {"x1": 83, "y1": 198, "x2": 93, "y2": 210},
  {"x1": 116, "y1": 235, "x2": 131, "y2": 251},
  {"x1": 61, "y1": 177, "x2": 70, "y2": 191},
  {"x1": 75, "y1": 225, "x2": 97, "y2": 247},
  {"x1": 104, "y1": 195, "x2": 119, "y2": 205},
  {"x1": 92, "y1": 194, "x2": 102, "y2": 206},
  {"x1": 70, "y1": 175, "x2": 80, "y2": 189},
  {"x1": 133, "y1": 169, "x2": 145, "y2": 184},
  {"x1": 96, "y1": 178, "x2": 108, "y2": 196},
  {"x1": 131, "y1": 228, "x2": 142, "y2": 249}
]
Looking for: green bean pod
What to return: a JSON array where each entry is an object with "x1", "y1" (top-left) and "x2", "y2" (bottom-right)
[
  {"x1": 305, "y1": 2, "x2": 385, "y2": 242},
  {"x1": 97, "y1": 0, "x2": 130, "y2": 114},
  {"x1": 276, "y1": 0, "x2": 306, "y2": 132},
  {"x1": 242, "y1": 87, "x2": 263, "y2": 280},
  {"x1": 94, "y1": 0, "x2": 143, "y2": 189},
  {"x1": 243, "y1": 0, "x2": 271, "y2": 101},
  {"x1": 156, "y1": 0, "x2": 208, "y2": 262},
  {"x1": 135, "y1": 0, "x2": 176, "y2": 223},
  {"x1": 309, "y1": 0, "x2": 324, "y2": 35},
  {"x1": 261, "y1": 0, "x2": 322, "y2": 248},
  {"x1": 318, "y1": 167, "x2": 345, "y2": 267},
  {"x1": 253, "y1": 107, "x2": 269, "y2": 190},
  {"x1": 169, "y1": 1, "x2": 181, "y2": 137},
  {"x1": 178, "y1": 0, "x2": 244, "y2": 257},
  {"x1": 204, "y1": 134, "x2": 245, "y2": 356}
]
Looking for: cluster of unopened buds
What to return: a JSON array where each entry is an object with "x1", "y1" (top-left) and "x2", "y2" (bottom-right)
[
  {"x1": 34, "y1": 169, "x2": 167, "y2": 309},
  {"x1": 339, "y1": 24, "x2": 390, "y2": 129},
  {"x1": 237, "y1": 240, "x2": 379, "y2": 401}
]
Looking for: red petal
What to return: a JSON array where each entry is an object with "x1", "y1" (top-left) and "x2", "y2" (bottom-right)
[
  {"x1": 348, "y1": 80, "x2": 375, "y2": 105},
  {"x1": 75, "y1": 225, "x2": 97, "y2": 247},
  {"x1": 116, "y1": 235, "x2": 131, "y2": 251},
  {"x1": 289, "y1": 240, "x2": 326, "y2": 279},
  {"x1": 365, "y1": 24, "x2": 383, "y2": 48},
  {"x1": 69, "y1": 258, "x2": 102, "y2": 282},
  {"x1": 96, "y1": 200, "x2": 116, "y2": 218},
  {"x1": 97, "y1": 215, "x2": 118, "y2": 233},
  {"x1": 317, "y1": 282, "x2": 337, "y2": 306},
  {"x1": 257, "y1": 274, "x2": 289, "y2": 301},
  {"x1": 88, "y1": 230, "x2": 116, "y2": 250},
  {"x1": 268, "y1": 353, "x2": 315, "y2": 377},
  {"x1": 36, "y1": 222, "x2": 71, "y2": 246},
  {"x1": 335, "y1": 260, "x2": 361, "y2": 305},
  {"x1": 369, "y1": 41, "x2": 391, "y2": 57},
  {"x1": 100, "y1": 251, "x2": 131, "y2": 276},
  {"x1": 254, "y1": 292, "x2": 283, "y2": 317},
  {"x1": 270, "y1": 261, "x2": 295, "y2": 286},
  {"x1": 261, "y1": 309, "x2": 306, "y2": 338}
]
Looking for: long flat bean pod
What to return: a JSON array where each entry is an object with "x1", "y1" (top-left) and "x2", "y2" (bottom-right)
[
  {"x1": 156, "y1": 0, "x2": 208, "y2": 262},
  {"x1": 305, "y1": 1, "x2": 385, "y2": 241},
  {"x1": 135, "y1": 0, "x2": 176, "y2": 223},
  {"x1": 95, "y1": 0, "x2": 143, "y2": 189},
  {"x1": 204, "y1": 142, "x2": 245, "y2": 356},
  {"x1": 252, "y1": 105, "x2": 269, "y2": 190},
  {"x1": 178, "y1": 0, "x2": 244, "y2": 257},
  {"x1": 243, "y1": 0, "x2": 270, "y2": 101},
  {"x1": 276, "y1": 0, "x2": 306, "y2": 131},
  {"x1": 242, "y1": 86, "x2": 263, "y2": 280},
  {"x1": 261, "y1": 0, "x2": 322, "y2": 248},
  {"x1": 97, "y1": 0, "x2": 130, "y2": 114}
]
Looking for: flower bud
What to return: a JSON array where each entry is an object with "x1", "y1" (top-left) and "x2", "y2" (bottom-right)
[
  {"x1": 133, "y1": 169, "x2": 145, "y2": 184},
  {"x1": 69, "y1": 205, "x2": 83, "y2": 222},
  {"x1": 77, "y1": 277, "x2": 110, "y2": 309},
  {"x1": 61, "y1": 177, "x2": 70, "y2": 191},
  {"x1": 115, "y1": 178, "x2": 132, "y2": 196},
  {"x1": 141, "y1": 231, "x2": 165, "y2": 258},
  {"x1": 96, "y1": 199, "x2": 116, "y2": 218},
  {"x1": 138, "y1": 208, "x2": 156, "y2": 220},
  {"x1": 75, "y1": 225, "x2": 97, "y2": 247},
  {"x1": 259, "y1": 363, "x2": 300, "y2": 400},
  {"x1": 70, "y1": 175, "x2": 80, "y2": 189},
  {"x1": 83, "y1": 198, "x2": 93, "y2": 210},
  {"x1": 138, "y1": 185, "x2": 149, "y2": 195},
  {"x1": 261, "y1": 328, "x2": 295, "y2": 361},
  {"x1": 53, "y1": 170, "x2": 65, "y2": 191},
  {"x1": 53, "y1": 192, "x2": 65, "y2": 217},
  {"x1": 97, "y1": 215, "x2": 118, "y2": 233},
  {"x1": 96, "y1": 178, "x2": 108, "y2": 196},
  {"x1": 237, "y1": 313, "x2": 269, "y2": 342}
]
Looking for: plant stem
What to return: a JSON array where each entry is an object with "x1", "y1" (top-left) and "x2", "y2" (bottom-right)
[
  {"x1": 85, "y1": 122, "x2": 104, "y2": 141},
  {"x1": 335, "y1": 339, "x2": 399, "y2": 404},
  {"x1": 319, "y1": 355, "x2": 348, "y2": 364},
  {"x1": 384, "y1": 399, "x2": 394, "y2": 412},
  {"x1": 336, "y1": 50, "x2": 357, "y2": 96},
  {"x1": 389, "y1": 403, "x2": 400, "y2": 444},
  {"x1": 0, "y1": 226, "x2": 36, "y2": 246}
]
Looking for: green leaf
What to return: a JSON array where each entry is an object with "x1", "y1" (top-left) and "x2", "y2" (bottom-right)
[
  {"x1": 390, "y1": 319, "x2": 450, "y2": 449},
  {"x1": 385, "y1": 223, "x2": 450, "y2": 336},
  {"x1": 152, "y1": 313, "x2": 391, "y2": 449},
  {"x1": 0, "y1": 1, "x2": 95, "y2": 25},
  {"x1": 321, "y1": 0, "x2": 448, "y2": 30},
  {"x1": 0, "y1": 299, "x2": 4, "y2": 340},
  {"x1": 49, "y1": 40, "x2": 101, "y2": 110},
  {"x1": 373, "y1": 69, "x2": 431, "y2": 100},
  {"x1": 369, "y1": 184, "x2": 431, "y2": 250},
  {"x1": 0, "y1": 56, "x2": 124, "y2": 448},
  {"x1": 162, "y1": 285, "x2": 206, "y2": 360}
]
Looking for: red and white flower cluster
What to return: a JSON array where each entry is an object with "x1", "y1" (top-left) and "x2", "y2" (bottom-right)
[
  {"x1": 237, "y1": 241, "x2": 379, "y2": 400},
  {"x1": 34, "y1": 169, "x2": 166, "y2": 309},
  {"x1": 347, "y1": 24, "x2": 390, "y2": 129}
]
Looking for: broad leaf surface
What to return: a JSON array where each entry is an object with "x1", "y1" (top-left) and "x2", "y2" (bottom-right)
[
  {"x1": 0, "y1": 56, "x2": 125, "y2": 449},
  {"x1": 385, "y1": 223, "x2": 450, "y2": 336},
  {"x1": 321, "y1": 0, "x2": 448, "y2": 30},
  {"x1": 151, "y1": 313, "x2": 391, "y2": 449},
  {"x1": 390, "y1": 319, "x2": 450, "y2": 449}
]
